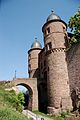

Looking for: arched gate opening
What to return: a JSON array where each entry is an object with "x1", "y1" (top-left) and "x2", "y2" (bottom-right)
[{"x1": 16, "y1": 83, "x2": 33, "y2": 111}]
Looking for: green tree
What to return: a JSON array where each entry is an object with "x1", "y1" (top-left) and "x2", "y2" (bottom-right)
[{"x1": 68, "y1": 9, "x2": 80, "y2": 46}]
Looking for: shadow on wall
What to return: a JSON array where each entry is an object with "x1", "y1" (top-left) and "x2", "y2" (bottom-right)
[
  {"x1": 38, "y1": 83, "x2": 48, "y2": 113},
  {"x1": 71, "y1": 89, "x2": 78, "y2": 111}
]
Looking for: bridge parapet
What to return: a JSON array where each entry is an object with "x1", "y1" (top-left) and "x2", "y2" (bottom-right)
[{"x1": 11, "y1": 78, "x2": 38, "y2": 111}]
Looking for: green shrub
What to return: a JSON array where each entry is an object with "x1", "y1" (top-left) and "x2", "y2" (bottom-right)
[
  {"x1": 0, "y1": 87, "x2": 30, "y2": 120},
  {"x1": 61, "y1": 111, "x2": 69, "y2": 118},
  {"x1": 0, "y1": 88, "x2": 25, "y2": 112}
]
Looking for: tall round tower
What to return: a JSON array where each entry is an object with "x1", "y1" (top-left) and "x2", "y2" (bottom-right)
[
  {"x1": 42, "y1": 12, "x2": 72, "y2": 114},
  {"x1": 28, "y1": 39, "x2": 42, "y2": 78}
]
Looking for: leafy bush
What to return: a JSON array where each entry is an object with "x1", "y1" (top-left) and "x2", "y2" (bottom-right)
[
  {"x1": 0, "y1": 88, "x2": 25, "y2": 112},
  {"x1": 0, "y1": 87, "x2": 30, "y2": 120}
]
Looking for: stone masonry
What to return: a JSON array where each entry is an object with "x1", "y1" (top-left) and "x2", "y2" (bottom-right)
[{"x1": 42, "y1": 18, "x2": 72, "y2": 114}]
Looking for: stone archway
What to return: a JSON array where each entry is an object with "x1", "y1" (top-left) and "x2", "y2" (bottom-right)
[
  {"x1": 11, "y1": 78, "x2": 38, "y2": 111},
  {"x1": 16, "y1": 83, "x2": 33, "y2": 111}
]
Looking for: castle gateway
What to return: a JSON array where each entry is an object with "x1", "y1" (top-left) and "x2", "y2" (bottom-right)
[{"x1": 2, "y1": 12, "x2": 80, "y2": 114}]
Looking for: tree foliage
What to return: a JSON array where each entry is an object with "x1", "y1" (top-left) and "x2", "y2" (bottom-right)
[{"x1": 68, "y1": 9, "x2": 80, "y2": 45}]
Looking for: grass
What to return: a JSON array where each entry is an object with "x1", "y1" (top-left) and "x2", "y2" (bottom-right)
[
  {"x1": 0, "y1": 84, "x2": 29, "y2": 120},
  {"x1": 0, "y1": 107, "x2": 29, "y2": 120}
]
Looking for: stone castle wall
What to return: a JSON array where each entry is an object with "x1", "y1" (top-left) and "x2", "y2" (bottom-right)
[{"x1": 67, "y1": 43, "x2": 80, "y2": 92}]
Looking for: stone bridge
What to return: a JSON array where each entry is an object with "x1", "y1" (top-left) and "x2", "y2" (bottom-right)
[{"x1": 6, "y1": 78, "x2": 38, "y2": 111}]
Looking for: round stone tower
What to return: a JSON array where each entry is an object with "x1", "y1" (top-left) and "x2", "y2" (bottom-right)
[
  {"x1": 42, "y1": 12, "x2": 72, "y2": 114},
  {"x1": 28, "y1": 39, "x2": 42, "y2": 78}
]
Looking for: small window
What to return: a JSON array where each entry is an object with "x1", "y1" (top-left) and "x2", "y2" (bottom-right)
[
  {"x1": 28, "y1": 54, "x2": 31, "y2": 60},
  {"x1": 45, "y1": 42, "x2": 52, "y2": 52},
  {"x1": 28, "y1": 64, "x2": 31, "y2": 70},
  {"x1": 48, "y1": 42, "x2": 52, "y2": 50},
  {"x1": 44, "y1": 30, "x2": 46, "y2": 35},
  {"x1": 47, "y1": 27, "x2": 50, "y2": 34},
  {"x1": 63, "y1": 26, "x2": 65, "y2": 32}
]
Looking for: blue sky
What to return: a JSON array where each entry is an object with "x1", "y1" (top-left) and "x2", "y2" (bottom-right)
[{"x1": 0, "y1": 0, "x2": 79, "y2": 80}]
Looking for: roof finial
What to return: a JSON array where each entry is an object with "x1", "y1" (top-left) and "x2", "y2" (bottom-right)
[
  {"x1": 35, "y1": 37, "x2": 37, "y2": 40},
  {"x1": 51, "y1": 10, "x2": 54, "y2": 13},
  {"x1": 35, "y1": 37, "x2": 37, "y2": 41}
]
